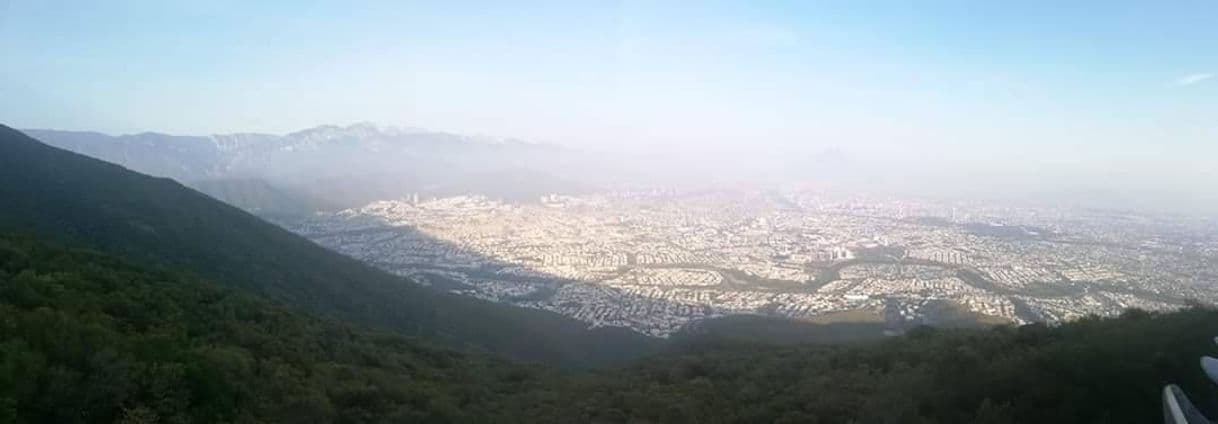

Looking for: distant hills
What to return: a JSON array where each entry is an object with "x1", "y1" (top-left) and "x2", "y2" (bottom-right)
[
  {"x1": 25, "y1": 124, "x2": 596, "y2": 209},
  {"x1": 25, "y1": 124, "x2": 560, "y2": 183},
  {"x1": 0, "y1": 125, "x2": 658, "y2": 367},
  {"x1": 4, "y1": 124, "x2": 1218, "y2": 422},
  {"x1": 23, "y1": 124, "x2": 867, "y2": 212}
]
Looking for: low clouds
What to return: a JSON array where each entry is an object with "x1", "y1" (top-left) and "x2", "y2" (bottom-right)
[{"x1": 1172, "y1": 73, "x2": 1213, "y2": 86}]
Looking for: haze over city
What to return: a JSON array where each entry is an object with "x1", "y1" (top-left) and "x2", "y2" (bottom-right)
[
  {"x1": 7, "y1": 1, "x2": 1218, "y2": 422},
  {"x1": 4, "y1": 0, "x2": 1218, "y2": 212}
]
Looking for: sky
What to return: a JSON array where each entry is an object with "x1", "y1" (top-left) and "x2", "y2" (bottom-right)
[{"x1": 2, "y1": 1, "x2": 1216, "y2": 209}]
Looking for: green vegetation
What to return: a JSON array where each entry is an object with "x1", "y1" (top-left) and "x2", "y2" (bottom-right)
[
  {"x1": 0, "y1": 235, "x2": 542, "y2": 423},
  {"x1": 7, "y1": 233, "x2": 1218, "y2": 423},
  {"x1": 4, "y1": 124, "x2": 1218, "y2": 423},
  {"x1": 499, "y1": 309, "x2": 1218, "y2": 423},
  {"x1": 671, "y1": 314, "x2": 888, "y2": 348},
  {"x1": 0, "y1": 125, "x2": 659, "y2": 367}
]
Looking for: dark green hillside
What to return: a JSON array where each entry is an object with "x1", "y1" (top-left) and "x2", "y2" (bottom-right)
[
  {"x1": 190, "y1": 178, "x2": 333, "y2": 216},
  {"x1": 6, "y1": 125, "x2": 1218, "y2": 424},
  {"x1": 670, "y1": 314, "x2": 888, "y2": 348},
  {"x1": 0, "y1": 125, "x2": 658, "y2": 367},
  {"x1": 6, "y1": 234, "x2": 1216, "y2": 423},
  {"x1": 501, "y1": 309, "x2": 1218, "y2": 423},
  {"x1": 0, "y1": 235, "x2": 540, "y2": 423}
]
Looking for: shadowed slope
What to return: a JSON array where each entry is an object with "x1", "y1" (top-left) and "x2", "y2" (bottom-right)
[
  {"x1": 0, "y1": 124, "x2": 659, "y2": 367},
  {"x1": 0, "y1": 234, "x2": 543, "y2": 422}
]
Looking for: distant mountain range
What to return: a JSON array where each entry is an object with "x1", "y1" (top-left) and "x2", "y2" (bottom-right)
[
  {"x1": 26, "y1": 124, "x2": 595, "y2": 210},
  {"x1": 0, "y1": 124, "x2": 658, "y2": 366},
  {"x1": 25, "y1": 123, "x2": 558, "y2": 182},
  {"x1": 4, "y1": 123, "x2": 1215, "y2": 422},
  {"x1": 24, "y1": 124, "x2": 873, "y2": 212}
]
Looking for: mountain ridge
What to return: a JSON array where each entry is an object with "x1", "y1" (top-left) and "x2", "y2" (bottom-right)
[
  {"x1": 0, "y1": 124, "x2": 658, "y2": 367},
  {"x1": 25, "y1": 124, "x2": 588, "y2": 208},
  {"x1": 5, "y1": 123, "x2": 1218, "y2": 422},
  {"x1": 0, "y1": 233, "x2": 546, "y2": 422},
  {"x1": 26, "y1": 123, "x2": 562, "y2": 172}
]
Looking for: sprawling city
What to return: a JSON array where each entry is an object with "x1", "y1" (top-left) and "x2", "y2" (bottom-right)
[
  {"x1": 276, "y1": 189, "x2": 1218, "y2": 337},
  {"x1": 11, "y1": 1, "x2": 1218, "y2": 420}
]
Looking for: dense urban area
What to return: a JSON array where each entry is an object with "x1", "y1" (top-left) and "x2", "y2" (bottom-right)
[{"x1": 276, "y1": 189, "x2": 1218, "y2": 337}]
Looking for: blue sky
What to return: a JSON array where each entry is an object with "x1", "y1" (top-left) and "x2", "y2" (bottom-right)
[{"x1": 2, "y1": 0, "x2": 1216, "y2": 201}]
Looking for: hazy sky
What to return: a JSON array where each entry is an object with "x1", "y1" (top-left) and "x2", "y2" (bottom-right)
[{"x1": 2, "y1": 1, "x2": 1217, "y2": 208}]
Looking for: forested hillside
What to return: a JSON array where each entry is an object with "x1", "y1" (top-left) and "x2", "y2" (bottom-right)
[
  {"x1": 497, "y1": 309, "x2": 1218, "y2": 423},
  {"x1": 0, "y1": 125, "x2": 658, "y2": 367},
  {"x1": 6, "y1": 234, "x2": 1217, "y2": 423},
  {"x1": 5, "y1": 124, "x2": 1218, "y2": 424},
  {"x1": 0, "y1": 235, "x2": 544, "y2": 423}
]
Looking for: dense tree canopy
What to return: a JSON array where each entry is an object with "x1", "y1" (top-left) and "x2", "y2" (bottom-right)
[
  {"x1": 0, "y1": 124, "x2": 659, "y2": 368},
  {"x1": 493, "y1": 308, "x2": 1218, "y2": 423},
  {"x1": 0, "y1": 235, "x2": 549, "y2": 423},
  {"x1": 4, "y1": 124, "x2": 1218, "y2": 423},
  {"x1": 6, "y1": 234, "x2": 1217, "y2": 423}
]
